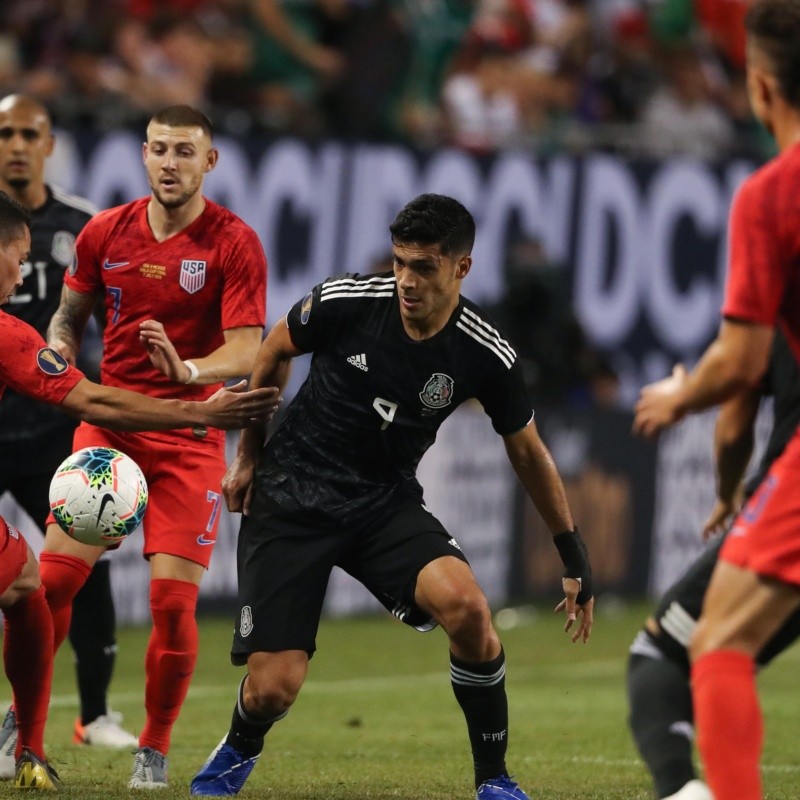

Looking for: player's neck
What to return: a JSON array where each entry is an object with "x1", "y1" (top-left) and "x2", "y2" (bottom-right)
[
  {"x1": 771, "y1": 108, "x2": 800, "y2": 153},
  {"x1": 401, "y1": 296, "x2": 459, "y2": 341},
  {"x1": 0, "y1": 181, "x2": 47, "y2": 211},
  {"x1": 146, "y1": 194, "x2": 205, "y2": 242}
]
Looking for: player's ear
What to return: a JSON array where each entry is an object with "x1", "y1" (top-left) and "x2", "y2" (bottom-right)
[
  {"x1": 455, "y1": 255, "x2": 471, "y2": 280},
  {"x1": 204, "y1": 147, "x2": 219, "y2": 173},
  {"x1": 44, "y1": 132, "x2": 54, "y2": 158},
  {"x1": 142, "y1": 142, "x2": 148, "y2": 164}
]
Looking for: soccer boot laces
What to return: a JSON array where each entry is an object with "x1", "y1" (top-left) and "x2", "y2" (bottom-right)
[
  {"x1": 128, "y1": 746, "x2": 168, "y2": 789},
  {"x1": 0, "y1": 706, "x2": 17, "y2": 780}
]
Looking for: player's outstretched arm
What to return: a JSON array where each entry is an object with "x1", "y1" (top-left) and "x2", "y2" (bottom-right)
[
  {"x1": 633, "y1": 319, "x2": 773, "y2": 440},
  {"x1": 224, "y1": 317, "x2": 303, "y2": 514},
  {"x1": 503, "y1": 422, "x2": 594, "y2": 643},
  {"x1": 703, "y1": 385, "x2": 761, "y2": 539},
  {"x1": 47, "y1": 285, "x2": 100, "y2": 365},
  {"x1": 59, "y1": 378, "x2": 280, "y2": 432},
  {"x1": 139, "y1": 320, "x2": 264, "y2": 385}
]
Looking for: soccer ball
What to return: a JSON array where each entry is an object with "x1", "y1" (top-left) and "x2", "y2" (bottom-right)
[{"x1": 49, "y1": 447, "x2": 148, "y2": 546}]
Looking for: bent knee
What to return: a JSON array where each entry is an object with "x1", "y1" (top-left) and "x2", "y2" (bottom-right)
[
  {"x1": 245, "y1": 653, "x2": 308, "y2": 717},
  {"x1": 439, "y1": 591, "x2": 493, "y2": 637}
]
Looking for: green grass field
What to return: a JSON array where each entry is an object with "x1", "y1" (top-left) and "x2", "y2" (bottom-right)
[{"x1": 2, "y1": 600, "x2": 799, "y2": 799}]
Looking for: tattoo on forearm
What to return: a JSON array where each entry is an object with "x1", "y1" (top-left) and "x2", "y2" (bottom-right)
[{"x1": 47, "y1": 289, "x2": 95, "y2": 351}]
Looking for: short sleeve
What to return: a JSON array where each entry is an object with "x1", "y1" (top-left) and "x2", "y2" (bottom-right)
[
  {"x1": 64, "y1": 221, "x2": 103, "y2": 295},
  {"x1": 476, "y1": 357, "x2": 534, "y2": 435},
  {"x1": 722, "y1": 174, "x2": 785, "y2": 326},
  {"x1": 220, "y1": 226, "x2": 267, "y2": 330},
  {"x1": 0, "y1": 315, "x2": 84, "y2": 404},
  {"x1": 286, "y1": 275, "x2": 357, "y2": 352}
]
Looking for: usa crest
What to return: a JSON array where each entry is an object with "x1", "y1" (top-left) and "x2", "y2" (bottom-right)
[
  {"x1": 419, "y1": 373, "x2": 454, "y2": 410},
  {"x1": 180, "y1": 259, "x2": 206, "y2": 294}
]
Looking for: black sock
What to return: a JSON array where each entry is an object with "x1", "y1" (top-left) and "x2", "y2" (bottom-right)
[
  {"x1": 68, "y1": 560, "x2": 116, "y2": 725},
  {"x1": 450, "y1": 649, "x2": 508, "y2": 788},
  {"x1": 224, "y1": 676, "x2": 287, "y2": 758},
  {"x1": 627, "y1": 651, "x2": 696, "y2": 798}
]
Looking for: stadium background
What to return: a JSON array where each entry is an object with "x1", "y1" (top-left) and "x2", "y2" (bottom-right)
[{"x1": 0, "y1": 0, "x2": 770, "y2": 622}]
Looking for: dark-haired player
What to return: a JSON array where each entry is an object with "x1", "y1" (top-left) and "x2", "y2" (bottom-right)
[
  {"x1": 190, "y1": 193, "x2": 594, "y2": 800},
  {"x1": 629, "y1": 331, "x2": 800, "y2": 800},
  {"x1": 0, "y1": 93, "x2": 140, "y2": 773},
  {"x1": 38, "y1": 105, "x2": 269, "y2": 788},
  {"x1": 0, "y1": 189, "x2": 277, "y2": 789},
  {"x1": 633, "y1": 2, "x2": 800, "y2": 796}
]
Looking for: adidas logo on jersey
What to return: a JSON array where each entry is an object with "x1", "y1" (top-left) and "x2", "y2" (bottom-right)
[{"x1": 347, "y1": 353, "x2": 368, "y2": 371}]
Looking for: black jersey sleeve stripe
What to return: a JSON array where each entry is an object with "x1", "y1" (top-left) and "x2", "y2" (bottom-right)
[
  {"x1": 50, "y1": 187, "x2": 98, "y2": 216},
  {"x1": 461, "y1": 307, "x2": 517, "y2": 361},
  {"x1": 321, "y1": 290, "x2": 394, "y2": 302},
  {"x1": 455, "y1": 320, "x2": 515, "y2": 369}
]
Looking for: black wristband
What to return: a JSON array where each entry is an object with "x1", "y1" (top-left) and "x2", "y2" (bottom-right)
[{"x1": 553, "y1": 528, "x2": 593, "y2": 605}]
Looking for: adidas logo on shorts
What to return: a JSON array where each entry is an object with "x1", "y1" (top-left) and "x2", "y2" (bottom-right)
[{"x1": 347, "y1": 353, "x2": 368, "y2": 371}]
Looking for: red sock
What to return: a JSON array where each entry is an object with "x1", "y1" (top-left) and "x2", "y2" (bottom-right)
[
  {"x1": 3, "y1": 586, "x2": 54, "y2": 761},
  {"x1": 139, "y1": 579, "x2": 200, "y2": 755},
  {"x1": 692, "y1": 650, "x2": 763, "y2": 800},
  {"x1": 39, "y1": 552, "x2": 92, "y2": 652}
]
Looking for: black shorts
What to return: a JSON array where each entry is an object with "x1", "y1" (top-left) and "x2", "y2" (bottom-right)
[
  {"x1": 231, "y1": 495, "x2": 468, "y2": 663},
  {"x1": 0, "y1": 426, "x2": 76, "y2": 533},
  {"x1": 648, "y1": 533, "x2": 800, "y2": 670}
]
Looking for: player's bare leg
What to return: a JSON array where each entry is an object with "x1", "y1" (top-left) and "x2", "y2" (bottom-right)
[
  {"x1": 690, "y1": 561, "x2": 800, "y2": 800},
  {"x1": 416, "y1": 556, "x2": 528, "y2": 800},
  {"x1": 190, "y1": 650, "x2": 307, "y2": 796}
]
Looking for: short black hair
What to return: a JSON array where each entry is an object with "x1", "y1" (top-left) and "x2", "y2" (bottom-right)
[
  {"x1": 746, "y1": 0, "x2": 800, "y2": 108},
  {"x1": 0, "y1": 190, "x2": 31, "y2": 247},
  {"x1": 389, "y1": 194, "x2": 475, "y2": 256},
  {"x1": 149, "y1": 105, "x2": 214, "y2": 139}
]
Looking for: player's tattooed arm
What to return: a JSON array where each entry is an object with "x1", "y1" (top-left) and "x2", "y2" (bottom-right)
[{"x1": 47, "y1": 285, "x2": 100, "y2": 365}]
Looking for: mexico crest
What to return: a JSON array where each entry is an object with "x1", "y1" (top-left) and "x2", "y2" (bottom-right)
[
  {"x1": 51, "y1": 231, "x2": 76, "y2": 267},
  {"x1": 419, "y1": 373, "x2": 454, "y2": 410},
  {"x1": 180, "y1": 259, "x2": 206, "y2": 294}
]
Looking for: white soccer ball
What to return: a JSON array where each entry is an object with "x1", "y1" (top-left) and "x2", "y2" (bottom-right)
[{"x1": 49, "y1": 446, "x2": 148, "y2": 546}]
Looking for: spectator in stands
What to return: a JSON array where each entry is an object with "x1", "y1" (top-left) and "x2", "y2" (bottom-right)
[{"x1": 639, "y1": 44, "x2": 735, "y2": 159}]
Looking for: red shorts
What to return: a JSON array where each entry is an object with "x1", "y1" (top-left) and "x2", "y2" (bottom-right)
[
  {"x1": 0, "y1": 517, "x2": 29, "y2": 596},
  {"x1": 722, "y1": 427, "x2": 800, "y2": 586},
  {"x1": 46, "y1": 423, "x2": 227, "y2": 569}
]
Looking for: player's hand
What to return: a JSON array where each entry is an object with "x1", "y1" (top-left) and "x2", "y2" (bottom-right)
[
  {"x1": 222, "y1": 451, "x2": 258, "y2": 515},
  {"x1": 555, "y1": 577, "x2": 594, "y2": 643},
  {"x1": 48, "y1": 338, "x2": 79, "y2": 366},
  {"x1": 201, "y1": 381, "x2": 281, "y2": 430},
  {"x1": 702, "y1": 498, "x2": 736, "y2": 540},
  {"x1": 632, "y1": 364, "x2": 688, "y2": 439},
  {"x1": 139, "y1": 319, "x2": 189, "y2": 383}
]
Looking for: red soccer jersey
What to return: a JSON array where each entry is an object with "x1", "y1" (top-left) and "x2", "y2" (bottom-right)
[
  {"x1": 65, "y1": 197, "x2": 267, "y2": 402},
  {"x1": 0, "y1": 311, "x2": 83, "y2": 405},
  {"x1": 722, "y1": 142, "x2": 800, "y2": 364}
]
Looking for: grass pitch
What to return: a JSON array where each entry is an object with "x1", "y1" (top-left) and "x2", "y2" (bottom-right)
[{"x1": 2, "y1": 600, "x2": 799, "y2": 799}]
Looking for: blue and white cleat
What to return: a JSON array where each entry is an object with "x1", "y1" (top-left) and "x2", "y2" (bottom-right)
[
  {"x1": 190, "y1": 737, "x2": 260, "y2": 796},
  {"x1": 476, "y1": 775, "x2": 531, "y2": 800}
]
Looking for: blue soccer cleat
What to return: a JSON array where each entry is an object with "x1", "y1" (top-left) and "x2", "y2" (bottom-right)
[
  {"x1": 476, "y1": 775, "x2": 531, "y2": 800},
  {"x1": 190, "y1": 737, "x2": 260, "y2": 796}
]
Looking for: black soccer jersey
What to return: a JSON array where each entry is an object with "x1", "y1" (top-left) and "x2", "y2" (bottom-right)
[
  {"x1": 256, "y1": 272, "x2": 533, "y2": 525},
  {"x1": 0, "y1": 186, "x2": 95, "y2": 443}
]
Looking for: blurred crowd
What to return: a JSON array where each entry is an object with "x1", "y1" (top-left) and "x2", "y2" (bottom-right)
[{"x1": 0, "y1": 0, "x2": 762, "y2": 156}]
